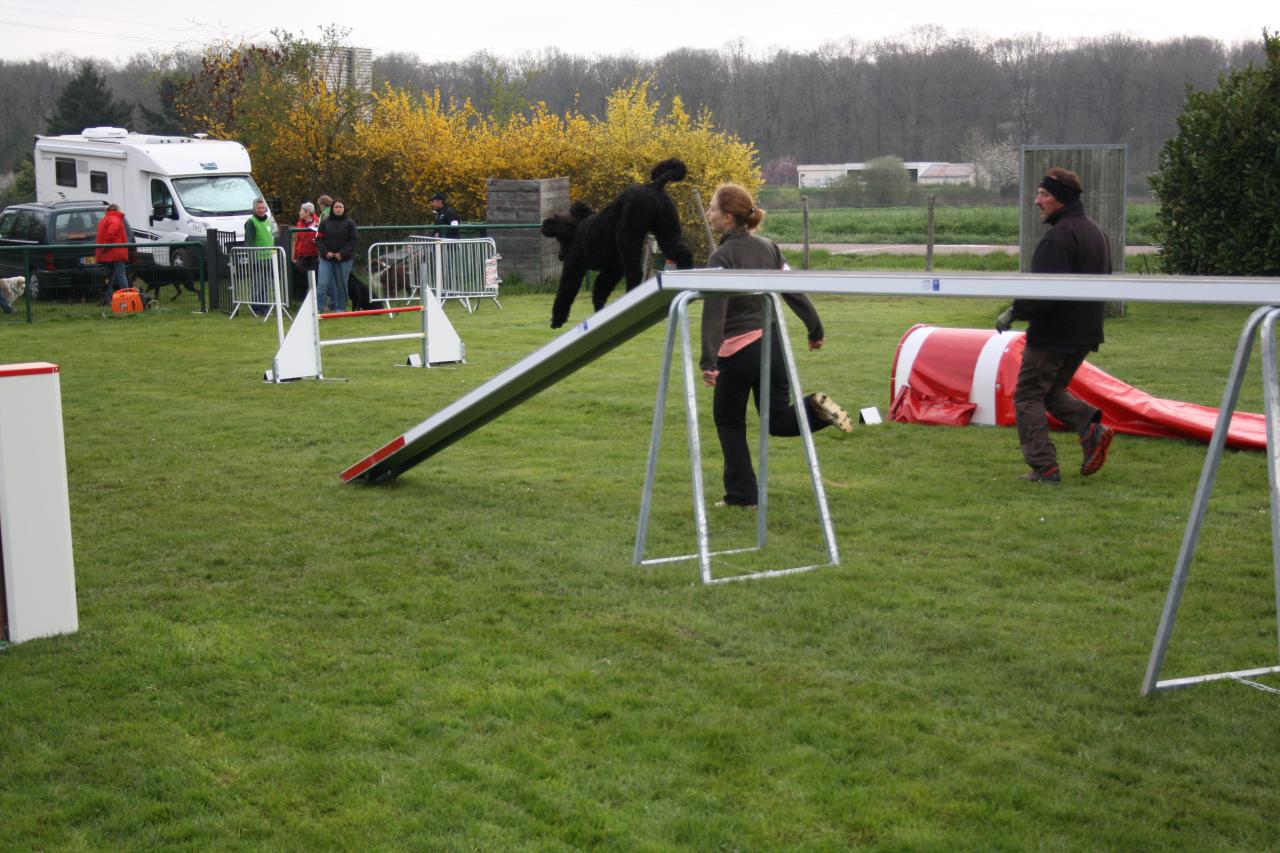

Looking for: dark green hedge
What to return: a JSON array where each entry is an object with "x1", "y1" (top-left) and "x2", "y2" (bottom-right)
[{"x1": 1150, "y1": 33, "x2": 1280, "y2": 275}]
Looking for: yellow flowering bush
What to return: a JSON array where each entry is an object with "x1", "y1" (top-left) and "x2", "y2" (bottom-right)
[{"x1": 180, "y1": 42, "x2": 758, "y2": 247}]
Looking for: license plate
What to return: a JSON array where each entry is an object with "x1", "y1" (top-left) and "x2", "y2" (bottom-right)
[{"x1": 80, "y1": 255, "x2": 96, "y2": 266}]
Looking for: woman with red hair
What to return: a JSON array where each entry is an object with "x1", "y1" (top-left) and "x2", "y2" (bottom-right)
[{"x1": 700, "y1": 183, "x2": 853, "y2": 508}]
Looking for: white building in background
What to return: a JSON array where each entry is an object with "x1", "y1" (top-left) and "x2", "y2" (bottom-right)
[
  {"x1": 317, "y1": 46, "x2": 373, "y2": 95},
  {"x1": 797, "y1": 161, "x2": 976, "y2": 188},
  {"x1": 316, "y1": 46, "x2": 373, "y2": 120}
]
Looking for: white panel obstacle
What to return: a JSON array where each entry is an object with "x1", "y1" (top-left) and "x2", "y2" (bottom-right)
[
  {"x1": 0, "y1": 363, "x2": 78, "y2": 643},
  {"x1": 270, "y1": 287, "x2": 322, "y2": 381},
  {"x1": 265, "y1": 274, "x2": 463, "y2": 383}
]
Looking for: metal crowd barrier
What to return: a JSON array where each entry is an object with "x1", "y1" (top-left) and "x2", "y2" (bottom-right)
[
  {"x1": 228, "y1": 245, "x2": 290, "y2": 321},
  {"x1": 366, "y1": 238, "x2": 502, "y2": 313},
  {"x1": 365, "y1": 240, "x2": 427, "y2": 306}
]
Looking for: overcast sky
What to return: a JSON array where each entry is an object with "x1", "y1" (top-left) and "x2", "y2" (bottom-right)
[{"x1": 1, "y1": 0, "x2": 1274, "y2": 64}]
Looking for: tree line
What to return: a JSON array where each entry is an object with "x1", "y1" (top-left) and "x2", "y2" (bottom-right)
[
  {"x1": 0, "y1": 27, "x2": 1269, "y2": 194},
  {"x1": 373, "y1": 28, "x2": 1267, "y2": 184}
]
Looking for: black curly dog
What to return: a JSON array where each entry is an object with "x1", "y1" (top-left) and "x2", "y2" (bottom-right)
[{"x1": 541, "y1": 158, "x2": 695, "y2": 329}]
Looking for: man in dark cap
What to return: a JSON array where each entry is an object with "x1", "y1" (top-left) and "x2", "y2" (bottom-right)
[
  {"x1": 429, "y1": 193, "x2": 461, "y2": 239},
  {"x1": 995, "y1": 166, "x2": 1114, "y2": 484}
]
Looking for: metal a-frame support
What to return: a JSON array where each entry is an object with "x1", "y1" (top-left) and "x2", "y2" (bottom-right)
[
  {"x1": 1142, "y1": 304, "x2": 1280, "y2": 695},
  {"x1": 633, "y1": 291, "x2": 839, "y2": 585}
]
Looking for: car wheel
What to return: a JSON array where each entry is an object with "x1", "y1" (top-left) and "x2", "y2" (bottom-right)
[{"x1": 171, "y1": 247, "x2": 193, "y2": 272}]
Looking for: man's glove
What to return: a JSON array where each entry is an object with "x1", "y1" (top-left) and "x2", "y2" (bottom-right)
[{"x1": 995, "y1": 307, "x2": 1015, "y2": 333}]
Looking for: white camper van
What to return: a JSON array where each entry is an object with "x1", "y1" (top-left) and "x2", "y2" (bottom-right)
[{"x1": 33, "y1": 127, "x2": 275, "y2": 272}]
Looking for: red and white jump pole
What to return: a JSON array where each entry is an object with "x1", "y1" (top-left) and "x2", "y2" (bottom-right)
[{"x1": 265, "y1": 273, "x2": 464, "y2": 382}]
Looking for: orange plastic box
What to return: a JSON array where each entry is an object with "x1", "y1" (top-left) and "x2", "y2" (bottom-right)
[{"x1": 111, "y1": 288, "x2": 144, "y2": 314}]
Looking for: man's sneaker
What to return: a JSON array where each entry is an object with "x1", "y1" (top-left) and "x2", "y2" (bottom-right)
[
  {"x1": 811, "y1": 393, "x2": 854, "y2": 433},
  {"x1": 1080, "y1": 423, "x2": 1114, "y2": 476},
  {"x1": 1018, "y1": 465, "x2": 1061, "y2": 484}
]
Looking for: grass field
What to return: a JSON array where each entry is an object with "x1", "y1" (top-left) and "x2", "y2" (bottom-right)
[
  {"x1": 783, "y1": 249, "x2": 1022, "y2": 273},
  {"x1": 2, "y1": 290, "x2": 1279, "y2": 849},
  {"x1": 760, "y1": 203, "x2": 1161, "y2": 246}
]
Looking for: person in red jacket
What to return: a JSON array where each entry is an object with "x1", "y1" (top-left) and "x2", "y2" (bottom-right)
[
  {"x1": 291, "y1": 201, "x2": 320, "y2": 302},
  {"x1": 95, "y1": 203, "x2": 130, "y2": 304}
]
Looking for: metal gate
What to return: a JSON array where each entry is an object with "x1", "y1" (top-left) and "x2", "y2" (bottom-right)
[
  {"x1": 366, "y1": 238, "x2": 501, "y2": 313},
  {"x1": 228, "y1": 245, "x2": 290, "y2": 321}
]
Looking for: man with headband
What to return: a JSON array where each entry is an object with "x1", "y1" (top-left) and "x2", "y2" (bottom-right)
[{"x1": 995, "y1": 167, "x2": 1113, "y2": 484}]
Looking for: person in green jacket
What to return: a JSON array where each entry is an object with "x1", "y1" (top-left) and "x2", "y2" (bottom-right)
[{"x1": 243, "y1": 198, "x2": 277, "y2": 315}]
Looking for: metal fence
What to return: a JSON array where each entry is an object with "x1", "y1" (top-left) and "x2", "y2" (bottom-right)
[
  {"x1": 366, "y1": 237, "x2": 502, "y2": 312},
  {"x1": 1, "y1": 223, "x2": 528, "y2": 322},
  {"x1": 227, "y1": 245, "x2": 289, "y2": 321},
  {"x1": 0, "y1": 242, "x2": 208, "y2": 323}
]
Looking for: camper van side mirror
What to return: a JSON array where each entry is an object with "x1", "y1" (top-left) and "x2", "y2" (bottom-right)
[
  {"x1": 266, "y1": 197, "x2": 283, "y2": 216},
  {"x1": 151, "y1": 204, "x2": 172, "y2": 223}
]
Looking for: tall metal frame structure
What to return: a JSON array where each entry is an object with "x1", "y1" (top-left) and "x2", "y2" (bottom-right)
[{"x1": 347, "y1": 268, "x2": 1280, "y2": 693}]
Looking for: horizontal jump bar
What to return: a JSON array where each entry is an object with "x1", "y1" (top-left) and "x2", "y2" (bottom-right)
[
  {"x1": 657, "y1": 269, "x2": 1280, "y2": 306},
  {"x1": 319, "y1": 306, "x2": 423, "y2": 319},
  {"x1": 321, "y1": 332, "x2": 426, "y2": 347}
]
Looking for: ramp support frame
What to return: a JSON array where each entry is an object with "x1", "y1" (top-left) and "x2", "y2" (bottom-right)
[
  {"x1": 633, "y1": 291, "x2": 839, "y2": 585},
  {"x1": 1142, "y1": 304, "x2": 1280, "y2": 695}
]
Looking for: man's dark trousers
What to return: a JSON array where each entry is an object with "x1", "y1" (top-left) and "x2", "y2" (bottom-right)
[{"x1": 1013, "y1": 345, "x2": 1098, "y2": 471}]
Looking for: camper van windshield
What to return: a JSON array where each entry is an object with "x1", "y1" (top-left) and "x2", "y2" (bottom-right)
[{"x1": 171, "y1": 175, "x2": 262, "y2": 217}]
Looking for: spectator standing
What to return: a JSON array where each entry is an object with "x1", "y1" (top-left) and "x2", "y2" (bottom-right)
[
  {"x1": 291, "y1": 202, "x2": 320, "y2": 302},
  {"x1": 430, "y1": 193, "x2": 461, "y2": 238},
  {"x1": 318, "y1": 194, "x2": 333, "y2": 221},
  {"x1": 243, "y1": 198, "x2": 277, "y2": 314},
  {"x1": 94, "y1": 203, "x2": 130, "y2": 305},
  {"x1": 316, "y1": 198, "x2": 357, "y2": 312},
  {"x1": 996, "y1": 166, "x2": 1114, "y2": 483},
  {"x1": 700, "y1": 183, "x2": 853, "y2": 508}
]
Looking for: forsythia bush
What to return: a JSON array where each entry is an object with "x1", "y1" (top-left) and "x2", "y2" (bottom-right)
[
  {"x1": 350, "y1": 80, "x2": 758, "y2": 256},
  {"x1": 179, "y1": 41, "x2": 758, "y2": 251}
]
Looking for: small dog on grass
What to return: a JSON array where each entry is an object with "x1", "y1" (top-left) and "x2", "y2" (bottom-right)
[
  {"x1": 0, "y1": 275, "x2": 25, "y2": 313},
  {"x1": 541, "y1": 158, "x2": 695, "y2": 329}
]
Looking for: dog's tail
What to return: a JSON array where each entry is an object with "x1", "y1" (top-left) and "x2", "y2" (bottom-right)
[{"x1": 649, "y1": 158, "x2": 688, "y2": 188}]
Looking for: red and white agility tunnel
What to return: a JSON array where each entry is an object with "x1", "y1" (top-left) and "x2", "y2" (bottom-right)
[{"x1": 889, "y1": 324, "x2": 1267, "y2": 450}]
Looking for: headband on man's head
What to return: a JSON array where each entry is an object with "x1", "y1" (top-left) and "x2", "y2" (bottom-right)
[{"x1": 1039, "y1": 175, "x2": 1082, "y2": 205}]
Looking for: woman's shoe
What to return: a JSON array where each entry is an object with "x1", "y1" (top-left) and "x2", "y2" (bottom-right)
[{"x1": 811, "y1": 393, "x2": 854, "y2": 433}]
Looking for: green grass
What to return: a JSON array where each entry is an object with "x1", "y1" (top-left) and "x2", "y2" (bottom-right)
[
  {"x1": 761, "y1": 203, "x2": 1161, "y2": 246},
  {"x1": 2, "y1": 291, "x2": 1279, "y2": 849},
  {"x1": 784, "y1": 249, "x2": 1021, "y2": 272}
]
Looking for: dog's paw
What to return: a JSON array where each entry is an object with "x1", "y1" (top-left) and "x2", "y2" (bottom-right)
[{"x1": 550, "y1": 316, "x2": 566, "y2": 329}]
